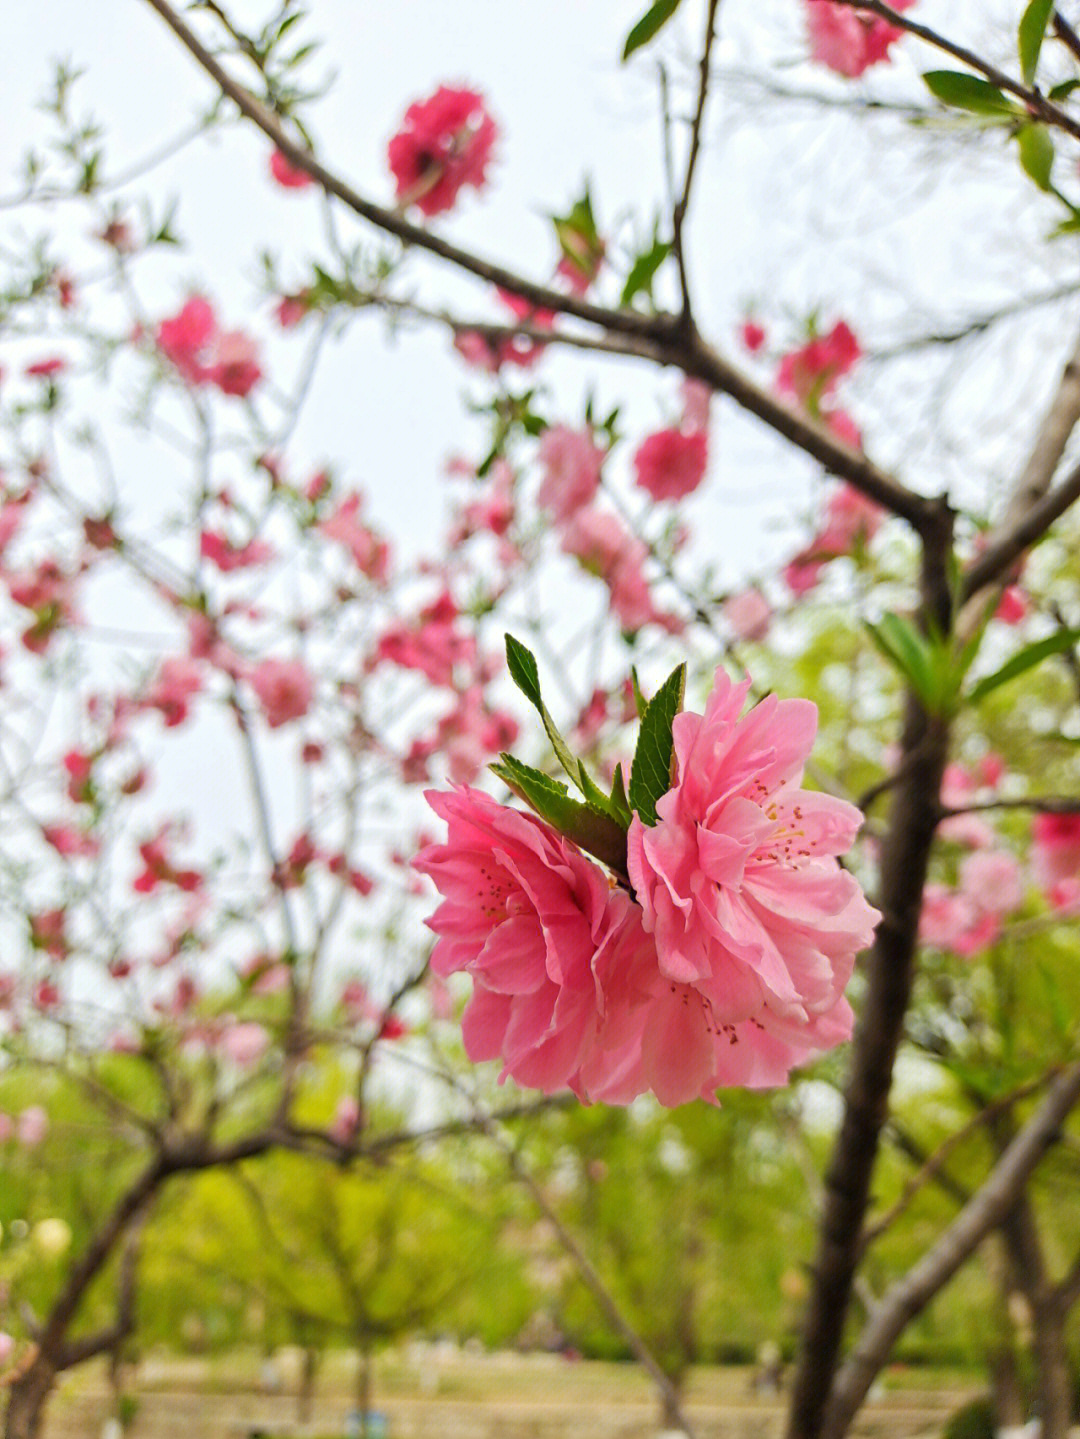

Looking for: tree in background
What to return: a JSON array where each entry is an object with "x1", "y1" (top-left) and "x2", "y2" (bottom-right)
[{"x1": 2, "y1": 4, "x2": 1080, "y2": 1439}]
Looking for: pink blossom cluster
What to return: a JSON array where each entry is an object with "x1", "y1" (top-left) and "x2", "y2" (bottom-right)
[
  {"x1": 1031, "y1": 812, "x2": 1080, "y2": 913},
  {"x1": 920, "y1": 849, "x2": 1024, "y2": 957},
  {"x1": 387, "y1": 85, "x2": 497, "y2": 216},
  {"x1": 454, "y1": 288, "x2": 555, "y2": 372},
  {"x1": 416, "y1": 668, "x2": 879, "y2": 1106},
  {"x1": 804, "y1": 0, "x2": 916, "y2": 78},
  {"x1": 632, "y1": 381, "x2": 712, "y2": 502},
  {"x1": 768, "y1": 319, "x2": 887, "y2": 595},
  {"x1": 156, "y1": 295, "x2": 262, "y2": 398},
  {"x1": 0, "y1": 1105, "x2": 49, "y2": 1147}
]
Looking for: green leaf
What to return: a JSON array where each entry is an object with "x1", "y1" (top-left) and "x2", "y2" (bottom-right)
[
  {"x1": 923, "y1": 70, "x2": 1023, "y2": 117},
  {"x1": 967, "y1": 628, "x2": 1080, "y2": 704},
  {"x1": 1019, "y1": 0, "x2": 1055, "y2": 85},
  {"x1": 620, "y1": 229, "x2": 672, "y2": 309},
  {"x1": 609, "y1": 764, "x2": 633, "y2": 828},
  {"x1": 622, "y1": 0, "x2": 682, "y2": 60},
  {"x1": 504, "y1": 634, "x2": 582, "y2": 785},
  {"x1": 1049, "y1": 78, "x2": 1080, "y2": 101},
  {"x1": 865, "y1": 615, "x2": 941, "y2": 712},
  {"x1": 629, "y1": 663, "x2": 686, "y2": 826},
  {"x1": 490, "y1": 756, "x2": 629, "y2": 878},
  {"x1": 630, "y1": 667, "x2": 648, "y2": 720},
  {"x1": 1017, "y1": 123, "x2": 1055, "y2": 191}
]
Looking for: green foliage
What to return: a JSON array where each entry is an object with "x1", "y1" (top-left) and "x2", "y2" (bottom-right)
[
  {"x1": 1016, "y1": 123, "x2": 1055, "y2": 192},
  {"x1": 943, "y1": 1397, "x2": 996, "y2": 1439},
  {"x1": 622, "y1": 0, "x2": 684, "y2": 60},
  {"x1": 1018, "y1": 0, "x2": 1056, "y2": 85},
  {"x1": 628, "y1": 663, "x2": 686, "y2": 825},
  {"x1": 922, "y1": 71, "x2": 1023, "y2": 118}
]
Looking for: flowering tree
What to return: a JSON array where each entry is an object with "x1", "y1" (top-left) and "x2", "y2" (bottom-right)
[{"x1": 3, "y1": 2, "x2": 1080, "y2": 1439}]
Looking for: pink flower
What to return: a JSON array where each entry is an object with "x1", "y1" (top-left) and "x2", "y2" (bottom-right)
[
  {"x1": 633, "y1": 428, "x2": 708, "y2": 501},
  {"x1": 537, "y1": 426, "x2": 604, "y2": 521},
  {"x1": 805, "y1": 0, "x2": 916, "y2": 78},
  {"x1": 157, "y1": 295, "x2": 217, "y2": 384},
  {"x1": 208, "y1": 330, "x2": 262, "y2": 397},
  {"x1": 375, "y1": 590, "x2": 475, "y2": 686},
  {"x1": 740, "y1": 320, "x2": 767, "y2": 353},
  {"x1": 414, "y1": 787, "x2": 654, "y2": 1100},
  {"x1": 249, "y1": 657, "x2": 314, "y2": 729},
  {"x1": 723, "y1": 588, "x2": 772, "y2": 642},
  {"x1": 427, "y1": 685, "x2": 520, "y2": 784},
  {"x1": 387, "y1": 85, "x2": 498, "y2": 216},
  {"x1": 995, "y1": 585, "x2": 1029, "y2": 625},
  {"x1": 0, "y1": 1332, "x2": 14, "y2": 1366},
  {"x1": 680, "y1": 377, "x2": 713, "y2": 434},
  {"x1": 330, "y1": 1094, "x2": 361, "y2": 1143},
  {"x1": 920, "y1": 850, "x2": 1022, "y2": 957},
  {"x1": 1031, "y1": 812, "x2": 1080, "y2": 892},
  {"x1": 16, "y1": 1105, "x2": 49, "y2": 1147},
  {"x1": 777, "y1": 321, "x2": 861, "y2": 407},
  {"x1": 220, "y1": 1020, "x2": 270, "y2": 1066},
  {"x1": 626, "y1": 669, "x2": 879, "y2": 1104},
  {"x1": 316, "y1": 493, "x2": 391, "y2": 583},
  {"x1": 42, "y1": 824, "x2": 100, "y2": 858},
  {"x1": 142, "y1": 655, "x2": 203, "y2": 728},
  {"x1": 133, "y1": 826, "x2": 203, "y2": 895},
  {"x1": 24, "y1": 357, "x2": 67, "y2": 379},
  {"x1": 269, "y1": 149, "x2": 314, "y2": 190},
  {"x1": 200, "y1": 530, "x2": 275, "y2": 572},
  {"x1": 560, "y1": 506, "x2": 681, "y2": 635},
  {"x1": 275, "y1": 291, "x2": 311, "y2": 328}
]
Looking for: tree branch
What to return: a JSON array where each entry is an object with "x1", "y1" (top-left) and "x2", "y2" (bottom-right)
[
  {"x1": 672, "y1": 0, "x2": 722, "y2": 318},
  {"x1": 824, "y1": 1059, "x2": 1080, "y2": 1439},
  {"x1": 138, "y1": 0, "x2": 935, "y2": 537},
  {"x1": 832, "y1": 1, "x2": 1080, "y2": 141}
]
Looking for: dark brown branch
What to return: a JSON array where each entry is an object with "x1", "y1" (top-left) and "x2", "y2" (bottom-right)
[
  {"x1": 1052, "y1": 10, "x2": 1080, "y2": 65},
  {"x1": 863, "y1": 1072, "x2": 1054, "y2": 1251},
  {"x1": 833, "y1": 0, "x2": 1080, "y2": 141},
  {"x1": 786, "y1": 508, "x2": 955, "y2": 1439},
  {"x1": 824, "y1": 1058, "x2": 1080, "y2": 1439},
  {"x1": 139, "y1": 0, "x2": 665, "y2": 341},
  {"x1": 962, "y1": 457, "x2": 1080, "y2": 598},
  {"x1": 139, "y1": 0, "x2": 934, "y2": 537},
  {"x1": 941, "y1": 796, "x2": 1080, "y2": 818}
]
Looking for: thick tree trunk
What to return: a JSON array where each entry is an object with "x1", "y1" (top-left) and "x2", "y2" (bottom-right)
[
  {"x1": 4, "y1": 1356, "x2": 57, "y2": 1439},
  {"x1": 785, "y1": 701, "x2": 951, "y2": 1439}
]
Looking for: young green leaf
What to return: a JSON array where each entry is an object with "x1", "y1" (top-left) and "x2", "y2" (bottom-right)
[
  {"x1": 1017, "y1": 123, "x2": 1055, "y2": 191},
  {"x1": 967, "y1": 628, "x2": 1080, "y2": 704},
  {"x1": 1019, "y1": 0, "x2": 1055, "y2": 85},
  {"x1": 622, "y1": 0, "x2": 682, "y2": 61},
  {"x1": 609, "y1": 763, "x2": 633, "y2": 829},
  {"x1": 629, "y1": 663, "x2": 686, "y2": 826},
  {"x1": 923, "y1": 70, "x2": 1023, "y2": 117},
  {"x1": 490, "y1": 755, "x2": 629, "y2": 878},
  {"x1": 865, "y1": 615, "x2": 941, "y2": 712},
  {"x1": 630, "y1": 667, "x2": 648, "y2": 720},
  {"x1": 504, "y1": 634, "x2": 625, "y2": 818},
  {"x1": 1049, "y1": 78, "x2": 1080, "y2": 101},
  {"x1": 504, "y1": 633, "x2": 580, "y2": 782},
  {"x1": 620, "y1": 231, "x2": 672, "y2": 309}
]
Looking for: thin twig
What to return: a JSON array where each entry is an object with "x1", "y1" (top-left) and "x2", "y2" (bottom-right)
[{"x1": 672, "y1": 0, "x2": 722, "y2": 318}]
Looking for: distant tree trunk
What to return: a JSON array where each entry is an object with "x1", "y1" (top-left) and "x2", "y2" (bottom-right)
[
  {"x1": 658, "y1": 1367, "x2": 689, "y2": 1435},
  {"x1": 355, "y1": 1331, "x2": 373, "y2": 1429},
  {"x1": 297, "y1": 1345, "x2": 319, "y2": 1425},
  {"x1": 989, "y1": 1340, "x2": 1026, "y2": 1431}
]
